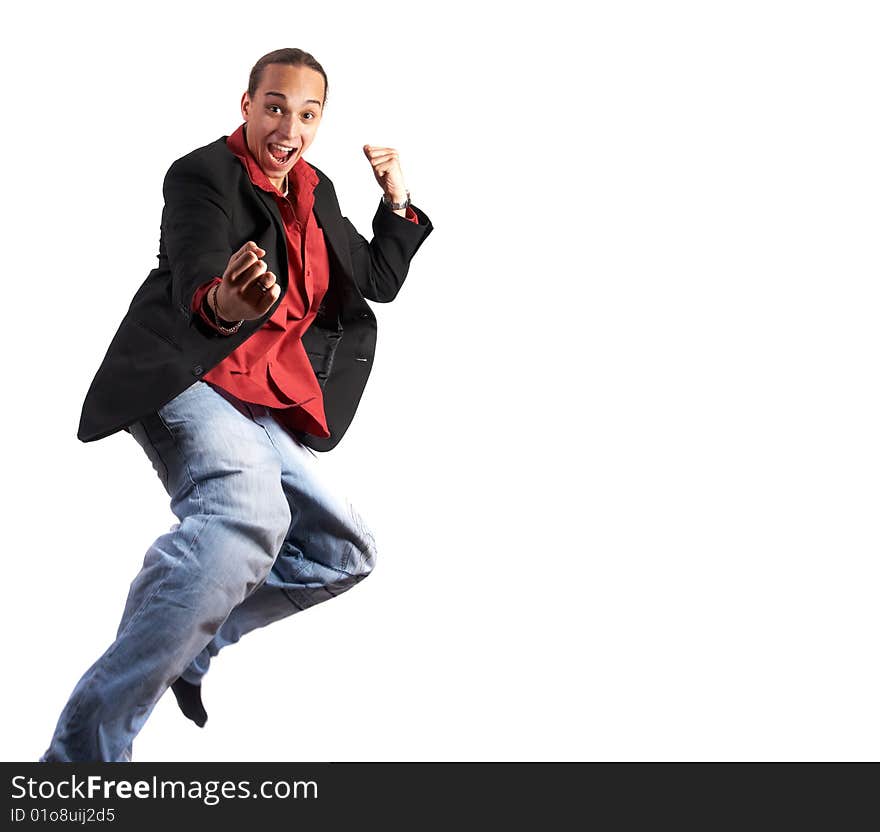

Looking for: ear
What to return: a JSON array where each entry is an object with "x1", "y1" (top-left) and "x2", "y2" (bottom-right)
[{"x1": 240, "y1": 91, "x2": 250, "y2": 121}]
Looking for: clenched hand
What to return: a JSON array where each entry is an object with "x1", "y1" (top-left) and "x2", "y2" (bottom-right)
[
  {"x1": 363, "y1": 144, "x2": 408, "y2": 202},
  {"x1": 214, "y1": 241, "x2": 280, "y2": 321}
]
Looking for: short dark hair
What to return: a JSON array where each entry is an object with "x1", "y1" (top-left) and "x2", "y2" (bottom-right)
[{"x1": 247, "y1": 48, "x2": 328, "y2": 107}]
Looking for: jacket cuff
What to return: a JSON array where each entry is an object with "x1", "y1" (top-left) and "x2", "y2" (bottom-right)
[
  {"x1": 373, "y1": 199, "x2": 434, "y2": 246},
  {"x1": 192, "y1": 277, "x2": 226, "y2": 331}
]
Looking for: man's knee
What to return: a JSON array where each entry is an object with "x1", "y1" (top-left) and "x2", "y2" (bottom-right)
[
  {"x1": 327, "y1": 534, "x2": 376, "y2": 591},
  {"x1": 346, "y1": 502, "x2": 377, "y2": 579},
  {"x1": 353, "y1": 532, "x2": 377, "y2": 579}
]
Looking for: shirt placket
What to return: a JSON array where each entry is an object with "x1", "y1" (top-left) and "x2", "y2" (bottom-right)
[{"x1": 280, "y1": 193, "x2": 314, "y2": 317}]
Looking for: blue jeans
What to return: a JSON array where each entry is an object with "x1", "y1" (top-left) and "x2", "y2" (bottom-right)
[{"x1": 40, "y1": 380, "x2": 377, "y2": 762}]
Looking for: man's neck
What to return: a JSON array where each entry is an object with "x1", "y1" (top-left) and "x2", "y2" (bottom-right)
[{"x1": 271, "y1": 174, "x2": 289, "y2": 197}]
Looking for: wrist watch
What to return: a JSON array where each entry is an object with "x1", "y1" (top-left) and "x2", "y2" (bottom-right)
[{"x1": 382, "y1": 190, "x2": 411, "y2": 211}]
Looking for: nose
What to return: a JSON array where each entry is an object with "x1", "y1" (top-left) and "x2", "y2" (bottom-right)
[
  {"x1": 275, "y1": 127, "x2": 299, "y2": 145},
  {"x1": 276, "y1": 112, "x2": 299, "y2": 140}
]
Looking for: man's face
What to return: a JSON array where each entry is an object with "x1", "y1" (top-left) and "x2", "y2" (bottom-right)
[{"x1": 240, "y1": 63, "x2": 325, "y2": 188}]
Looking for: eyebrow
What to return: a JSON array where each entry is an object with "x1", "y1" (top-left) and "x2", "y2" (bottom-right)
[{"x1": 264, "y1": 91, "x2": 322, "y2": 108}]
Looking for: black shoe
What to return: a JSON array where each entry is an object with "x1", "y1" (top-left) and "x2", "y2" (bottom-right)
[{"x1": 171, "y1": 677, "x2": 208, "y2": 727}]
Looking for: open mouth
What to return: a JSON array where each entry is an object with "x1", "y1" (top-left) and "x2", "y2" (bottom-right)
[{"x1": 268, "y1": 142, "x2": 297, "y2": 165}]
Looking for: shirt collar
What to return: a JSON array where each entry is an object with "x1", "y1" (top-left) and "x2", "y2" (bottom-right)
[{"x1": 226, "y1": 122, "x2": 318, "y2": 198}]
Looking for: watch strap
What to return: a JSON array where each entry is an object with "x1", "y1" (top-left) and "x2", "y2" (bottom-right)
[{"x1": 382, "y1": 190, "x2": 411, "y2": 211}]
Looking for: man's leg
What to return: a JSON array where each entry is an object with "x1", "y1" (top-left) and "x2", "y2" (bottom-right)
[
  {"x1": 177, "y1": 401, "x2": 377, "y2": 692},
  {"x1": 40, "y1": 381, "x2": 292, "y2": 762}
]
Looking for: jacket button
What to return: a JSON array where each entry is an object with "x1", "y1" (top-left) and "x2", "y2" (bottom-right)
[
  {"x1": 360, "y1": 312, "x2": 369, "y2": 319},
  {"x1": 192, "y1": 364, "x2": 203, "y2": 376}
]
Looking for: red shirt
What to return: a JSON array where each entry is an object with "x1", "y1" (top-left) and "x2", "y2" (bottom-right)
[{"x1": 191, "y1": 123, "x2": 419, "y2": 438}]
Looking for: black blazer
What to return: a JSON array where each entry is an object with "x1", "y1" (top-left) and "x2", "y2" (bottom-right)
[{"x1": 77, "y1": 135, "x2": 434, "y2": 450}]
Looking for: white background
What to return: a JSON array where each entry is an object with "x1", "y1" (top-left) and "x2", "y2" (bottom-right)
[{"x1": 1, "y1": 0, "x2": 878, "y2": 762}]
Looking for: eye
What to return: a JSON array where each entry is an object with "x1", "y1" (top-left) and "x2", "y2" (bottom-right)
[
  {"x1": 303, "y1": 112, "x2": 317, "y2": 120},
  {"x1": 267, "y1": 105, "x2": 282, "y2": 114}
]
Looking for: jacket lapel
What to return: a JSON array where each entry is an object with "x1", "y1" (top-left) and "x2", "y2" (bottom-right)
[
  {"x1": 312, "y1": 173, "x2": 354, "y2": 281},
  {"x1": 252, "y1": 188, "x2": 290, "y2": 292}
]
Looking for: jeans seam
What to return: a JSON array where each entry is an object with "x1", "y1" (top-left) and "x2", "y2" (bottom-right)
[{"x1": 280, "y1": 572, "x2": 367, "y2": 609}]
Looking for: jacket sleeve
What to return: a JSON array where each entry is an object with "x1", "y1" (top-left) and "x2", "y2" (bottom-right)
[
  {"x1": 343, "y1": 198, "x2": 435, "y2": 303},
  {"x1": 161, "y1": 155, "x2": 235, "y2": 318}
]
